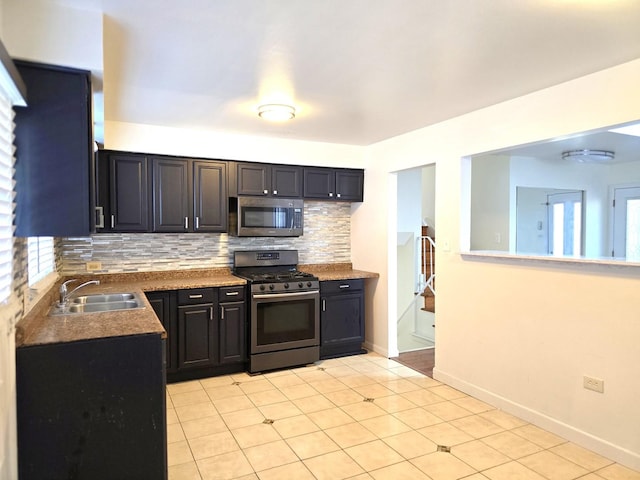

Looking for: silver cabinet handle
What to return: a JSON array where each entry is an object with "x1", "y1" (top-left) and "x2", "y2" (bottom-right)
[
  {"x1": 339, "y1": 284, "x2": 350, "y2": 289},
  {"x1": 322, "y1": 299, "x2": 326, "y2": 311},
  {"x1": 337, "y1": 193, "x2": 341, "y2": 198},
  {"x1": 95, "y1": 206, "x2": 104, "y2": 228},
  {"x1": 184, "y1": 217, "x2": 189, "y2": 229},
  {"x1": 189, "y1": 294, "x2": 203, "y2": 299},
  {"x1": 210, "y1": 307, "x2": 214, "y2": 320},
  {"x1": 110, "y1": 214, "x2": 115, "y2": 229},
  {"x1": 225, "y1": 291, "x2": 239, "y2": 296},
  {"x1": 329, "y1": 192, "x2": 334, "y2": 197},
  {"x1": 221, "y1": 306, "x2": 225, "y2": 320},
  {"x1": 195, "y1": 216, "x2": 200, "y2": 229},
  {"x1": 273, "y1": 190, "x2": 278, "y2": 195},
  {"x1": 263, "y1": 189, "x2": 268, "y2": 194}
]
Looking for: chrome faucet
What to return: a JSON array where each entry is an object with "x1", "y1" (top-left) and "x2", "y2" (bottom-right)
[{"x1": 59, "y1": 279, "x2": 100, "y2": 306}]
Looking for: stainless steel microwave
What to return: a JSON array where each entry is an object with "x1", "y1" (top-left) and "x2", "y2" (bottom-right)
[{"x1": 231, "y1": 197, "x2": 303, "y2": 237}]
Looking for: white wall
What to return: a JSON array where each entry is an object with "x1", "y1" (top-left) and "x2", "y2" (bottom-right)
[
  {"x1": 2, "y1": 0, "x2": 102, "y2": 71},
  {"x1": 104, "y1": 120, "x2": 365, "y2": 168},
  {"x1": 421, "y1": 165, "x2": 436, "y2": 232},
  {"x1": 470, "y1": 155, "x2": 510, "y2": 251},
  {"x1": 351, "y1": 58, "x2": 640, "y2": 469}
]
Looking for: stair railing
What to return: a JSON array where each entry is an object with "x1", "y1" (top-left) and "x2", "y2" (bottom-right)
[{"x1": 418, "y1": 235, "x2": 435, "y2": 295}]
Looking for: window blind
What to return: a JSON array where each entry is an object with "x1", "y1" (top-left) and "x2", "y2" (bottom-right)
[
  {"x1": 0, "y1": 95, "x2": 13, "y2": 302},
  {"x1": 28, "y1": 236, "x2": 54, "y2": 286}
]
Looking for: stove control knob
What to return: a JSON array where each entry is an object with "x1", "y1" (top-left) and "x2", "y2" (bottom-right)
[
  {"x1": 284, "y1": 283, "x2": 290, "y2": 289},
  {"x1": 259, "y1": 285, "x2": 266, "y2": 291},
  {"x1": 307, "y1": 281, "x2": 312, "y2": 287},
  {"x1": 269, "y1": 284, "x2": 275, "y2": 290},
  {"x1": 298, "y1": 282, "x2": 303, "y2": 288}
]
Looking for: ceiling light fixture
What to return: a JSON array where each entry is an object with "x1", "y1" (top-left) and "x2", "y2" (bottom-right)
[
  {"x1": 257, "y1": 104, "x2": 296, "y2": 122},
  {"x1": 561, "y1": 149, "x2": 614, "y2": 163}
]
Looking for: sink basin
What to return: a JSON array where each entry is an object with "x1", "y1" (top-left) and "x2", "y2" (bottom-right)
[
  {"x1": 49, "y1": 292, "x2": 145, "y2": 315},
  {"x1": 71, "y1": 293, "x2": 136, "y2": 304},
  {"x1": 67, "y1": 300, "x2": 141, "y2": 313}
]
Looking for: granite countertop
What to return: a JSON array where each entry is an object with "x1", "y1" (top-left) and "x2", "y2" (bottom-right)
[
  {"x1": 300, "y1": 263, "x2": 380, "y2": 281},
  {"x1": 16, "y1": 264, "x2": 378, "y2": 348}
]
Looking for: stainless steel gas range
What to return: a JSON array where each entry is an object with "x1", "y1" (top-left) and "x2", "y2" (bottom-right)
[{"x1": 233, "y1": 250, "x2": 320, "y2": 373}]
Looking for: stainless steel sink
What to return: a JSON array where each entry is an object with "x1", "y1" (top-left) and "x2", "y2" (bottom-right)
[
  {"x1": 67, "y1": 300, "x2": 141, "y2": 313},
  {"x1": 49, "y1": 292, "x2": 145, "y2": 315},
  {"x1": 71, "y1": 293, "x2": 137, "y2": 304}
]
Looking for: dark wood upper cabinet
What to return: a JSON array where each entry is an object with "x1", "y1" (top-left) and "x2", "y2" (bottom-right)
[
  {"x1": 96, "y1": 151, "x2": 149, "y2": 232},
  {"x1": 303, "y1": 167, "x2": 364, "y2": 202},
  {"x1": 271, "y1": 165, "x2": 302, "y2": 197},
  {"x1": 13, "y1": 60, "x2": 94, "y2": 237},
  {"x1": 152, "y1": 156, "x2": 228, "y2": 233},
  {"x1": 193, "y1": 160, "x2": 227, "y2": 232},
  {"x1": 152, "y1": 157, "x2": 191, "y2": 232},
  {"x1": 236, "y1": 162, "x2": 302, "y2": 197}
]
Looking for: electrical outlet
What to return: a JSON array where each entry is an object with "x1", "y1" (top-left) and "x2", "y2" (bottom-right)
[
  {"x1": 86, "y1": 261, "x2": 102, "y2": 271},
  {"x1": 494, "y1": 233, "x2": 501, "y2": 244},
  {"x1": 583, "y1": 375, "x2": 604, "y2": 393}
]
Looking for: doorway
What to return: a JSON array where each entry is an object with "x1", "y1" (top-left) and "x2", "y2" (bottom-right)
[
  {"x1": 612, "y1": 186, "x2": 640, "y2": 260},
  {"x1": 395, "y1": 165, "x2": 436, "y2": 355}
]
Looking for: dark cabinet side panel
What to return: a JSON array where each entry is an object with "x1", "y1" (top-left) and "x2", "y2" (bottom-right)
[
  {"x1": 146, "y1": 290, "x2": 177, "y2": 373},
  {"x1": 16, "y1": 335, "x2": 167, "y2": 480},
  {"x1": 14, "y1": 61, "x2": 93, "y2": 237}
]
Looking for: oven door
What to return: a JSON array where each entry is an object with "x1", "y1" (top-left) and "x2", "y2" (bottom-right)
[{"x1": 251, "y1": 290, "x2": 320, "y2": 354}]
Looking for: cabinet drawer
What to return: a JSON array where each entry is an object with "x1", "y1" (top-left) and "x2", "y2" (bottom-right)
[
  {"x1": 218, "y1": 286, "x2": 245, "y2": 302},
  {"x1": 321, "y1": 279, "x2": 364, "y2": 294},
  {"x1": 178, "y1": 288, "x2": 215, "y2": 305}
]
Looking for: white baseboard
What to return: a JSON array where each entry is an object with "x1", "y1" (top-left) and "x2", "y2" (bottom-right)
[
  {"x1": 363, "y1": 340, "x2": 393, "y2": 359},
  {"x1": 433, "y1": 367, "x2": 640, "y2": 471}
]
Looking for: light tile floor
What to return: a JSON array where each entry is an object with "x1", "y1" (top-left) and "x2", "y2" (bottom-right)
[{"x1": 166, "y1": 352, "x2": 640, "y2": 480}]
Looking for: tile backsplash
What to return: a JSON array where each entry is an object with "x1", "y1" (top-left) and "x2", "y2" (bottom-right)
[{"x1": 59, "y1": 202, "x2": 351, "y2": 275}]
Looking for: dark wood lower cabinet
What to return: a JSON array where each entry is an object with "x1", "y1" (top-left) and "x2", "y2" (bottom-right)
[
  {"x1": 320, "y1": 279, "x2": 366, "y2": 359},
  {"x1": 178, "y1": 303, "x2": 218, "y2": 369},
  {"x1": 146, "y1": 286, "x2": 247, "y2": 383},
  {"x1": 16, "y1": 334, "x2": 167, "y2": 480}
]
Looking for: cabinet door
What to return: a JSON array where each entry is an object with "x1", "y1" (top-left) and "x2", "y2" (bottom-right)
[
  {"x1": 271, "y1": 165, "x2": 302, "y2": 197},
  {"x1": 14, "y1": 61, "x2": 93, "y2": 237},
  {"x1": 303, "y1": 167, "x2": 335, "y2": 199},
  {"x1": 146, "y1": 291, "x2": 177, "y2": 373},
  {"x1": 335, "y1": 169, "x2": 364, "y2": 202},
  {"x1": 193, "y1": 160, "x2": 227, "y2": 232},
  {"x1": 320, "y1": 287, "x2": 364, "y2": 359},
  {"x1": 178, "y1": 304, "x2": 218, "y2": 370},
  {"x1": 152, "y1": 157, "x2": 191, "y2": 232},
  {"x1": 219, "y1": 301, "x2": 246, "y2": 364},
  {"x1": 109, "y1": 154, "x2": 149, "y2": 231},
  {"x1": 237, "y1": 163, "x2": 270, "y2": 196}
]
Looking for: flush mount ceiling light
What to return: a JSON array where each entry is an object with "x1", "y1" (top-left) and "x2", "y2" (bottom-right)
[
  {"x1": 562, "y1": 149, "x2": 615, "y2": 163},
  {"x1": 257, "y1": 104, "x2": 296, "y2": 122}
]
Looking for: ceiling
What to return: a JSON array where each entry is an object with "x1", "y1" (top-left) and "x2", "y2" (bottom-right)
[
  {"x1": 494, "y1": 127, "x2": 640, "y2": 164},
  {"x1": 50, "y1": 0, "x2": 640, "y2": 146}
]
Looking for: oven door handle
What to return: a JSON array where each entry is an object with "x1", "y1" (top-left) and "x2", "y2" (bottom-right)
[{"x1": 253, "y1": 290, "x2": 319, "y2": 299}]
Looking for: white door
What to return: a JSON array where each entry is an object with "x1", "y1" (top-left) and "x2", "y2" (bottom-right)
[
  {"x1": 548, "y1": 191, "x2": 583, "y2": 256},
  {"x1": 612, "y1": 186, "x2": 640, "y2": 260}
]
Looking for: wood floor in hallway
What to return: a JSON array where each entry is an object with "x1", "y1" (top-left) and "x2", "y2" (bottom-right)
[{"x1": 391, "y1": 348, "x2": 435, "y2": 377}]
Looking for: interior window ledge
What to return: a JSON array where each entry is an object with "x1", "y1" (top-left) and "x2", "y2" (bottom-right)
[{"x1": 461, "y1": 250, "x2": 640, "y2": 270}]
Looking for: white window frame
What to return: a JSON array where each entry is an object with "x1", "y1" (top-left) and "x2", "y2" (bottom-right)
[
  {"x1": 28, "y1": 236, "x2": 55, "y2": 286},
  {"x1": 0, "y1": 95, "x2": 14, "y2": 303}
]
